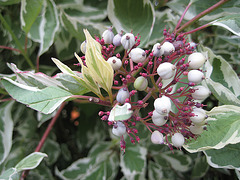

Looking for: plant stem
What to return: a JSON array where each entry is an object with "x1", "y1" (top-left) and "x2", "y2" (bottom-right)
[
  {"x1": 0, "y1": 45, "x2": 21, "y2": 53},
  {"x1": 174, "y1": 1, "x2": 192, "y2": 33},
  {"x1": 182, "y1": 23, "x2": 210, "y2": 35},
  {"x1": 20, "y1": 102, "x2": 66, "y2": 180},
  {"x1": 176, "y1": 0, "x2": 230, "y2": 33},
  {"x1": 0, "y1": 13, "x2": 35, "y2": 69}
]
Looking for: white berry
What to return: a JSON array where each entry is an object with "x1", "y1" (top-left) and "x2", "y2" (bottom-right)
[
  {"x1": 107, "y1": 56, "x2": 122, "y2": 70},
  {"x1": 189, "y1": 125, "x2": 204, "y2": 135},
  {"x1": 190, "y1": 108, "x2": 206, "y2": 124},
  {"x1": 188, "y1": 70, "x2": 205, "y2": 84},
  {"x1": 152, "y1": 43, "x2": 164, "y2": 57},
  {"x1": 129, "y1": 48, "x2": 146, "y2": 63},
  {"x1": 102, "y1": 28, "x2": 114, "y2": 44},
  {"x1": 134, "y1": 76, "x2": 148, "y2": 91},
  {"x1": 171, "y1": 133, "x2": 185, "y2": 148},
  {"x1": 154, "y1": 96, "x2": 171, "y2": 115},
  {"x1": 116, "y1": 88, "x2": 130, "y2": 104},
  {"x1": 161, "y1": 42, "x2": 175, "y2": 56},
  {"x1": 192, "y1": 85, "x2": 211, "y2": 100},
  {"x1": 188, "y1": 52, "x2": 206, "y2": 69},
  {"x1": 121, "y1": 33, "x2": 135, "y2": 50},
  {"x1": 157, "y1": 62, "x2": 176, "y2": 80},
  {"x1": 151, "y1": 130, "x2": 164, "y2": 144},
  {"x1": 112, "y1": 121, "x2": 126, "y2": 136},
  {"x1": 152, "y1": 110, "x2": 167, "y2": 126}
]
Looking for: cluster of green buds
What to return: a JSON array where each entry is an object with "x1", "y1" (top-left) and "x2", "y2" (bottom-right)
[{"x1": 80, "y1": 26, "x2": 210, "y2": 152}]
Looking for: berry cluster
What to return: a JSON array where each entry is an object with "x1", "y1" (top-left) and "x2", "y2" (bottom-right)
[{"x1": 80, "y1": 27, "x2": 211, "y2": 152}]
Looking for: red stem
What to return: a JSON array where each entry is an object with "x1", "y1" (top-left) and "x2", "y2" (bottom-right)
[
  {"x1": 20, "y1": 102, "x2": 66, "y2": 180},
  {"x1": 174, "y1": 2, "x2": 192, "y2": 33},
  {"x1": 0, "y1": 45, "x2": 22, "y2": 53},
  {"x1": 176, "y1": 0, "x2": 230, "y2": 33},
  {"x1": 182, "y1": 23, "x2": 210, "y2": 35},
  {"x1": 36, "y1": 56, "x2": 40, "y2": 72}
]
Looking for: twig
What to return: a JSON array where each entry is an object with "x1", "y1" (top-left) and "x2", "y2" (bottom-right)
[
  {"x1": 20, "y1": 102, "x2": 66, "y2": 180},
  {"x1": 0, "y1": 45, "x2": 22, "y2": 53}
]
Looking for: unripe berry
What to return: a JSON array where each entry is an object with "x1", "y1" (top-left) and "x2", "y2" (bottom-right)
[
  {"x1": 102, "y1": 27, "x2": 114, "y2": 44},
  {"x1": 107, "y1": 56, "x2": 122, "y2": 70},
  {"x1": 188, "y1": 42, "x2": 197, "y2": 50},
  {"x1": 161, "y1": 42, "x2": 175, "y2": 56},
  {"x1": 121, "y1": 33, "x2": 135, "y2": 50},
  {"x1": 152, "y1": 43, "x2": 164, "y2": 57},
  {"x1": 134, "y1": 76, "x2": 148, "y2": 91},
  {"x1": 80, "y1": 40, "x2": 86, "y2": 54},
  {"x1": 152, "y1": 110, "x2": 167, "y2": 126},
  {"x1": 116, "y1": 88, "x2": 130, "y2": 104},
  {"x1": 190, "y1": 108, "x2": 206, "y2": 124},
  {"x1": 151, "y1": 130, "x2": 164, "y2": 144},
  {"x1": 188, "y1": 52, "x2": 206, "y2": 69},
  {"x1": 192, "y1": 85, "x2": 211, "y2": 100},
  {"x1": 157, "y1": 62, "x2": 176, "y2": 80},
  {"x1": 189, "y1": 125, "x2": 204, "y2": 135},
  {"x1": 188, "y1": 70, "x2": 205, "y2": 84},
  {"x1": 113, "y1": 32, "x2": 123, "y2": 46},
  {"x1": 154, "y1": 96, "x2": 171, "y2": 115},
  {"x1": 129, "y1": 48, "x2": 146, "y2": 63},
  {"x1": 171, "y1": 133, "x2": 184, "y2": 148},
  {"x1": 112, "y1": 121, "x2": 126, "y2": 136}
]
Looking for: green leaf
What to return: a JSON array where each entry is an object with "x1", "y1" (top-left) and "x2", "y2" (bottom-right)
[
  {"x1": 15, "y1": 152, "x2": 47, "y2": 172},
  {"x1": 20, "y1": 0, "x2": 44, "y2": 33},
  {"x1": 202, "y1": 46, "x2": 240, "y2": 106},
  {"x1": 184, "y1": 105, "x2": 240, "y2": 153},
  {"x1": 0, "y1": 0, "x2": 20, "y2": 5},
  {"x1": 120, "y1": 144, "x2": 147, "y2": 179},
  {"x1": 191, "y1": 155, "x2": 209, "y2": 178},
  {"x1": 108, "y1": 103, "x2": 133, "y2": 121},
  {"x1": 1, "y1": 77, "x2": 72, "y2": 114},
  {"x1": 28, "y1": 0, "x2": 59, "y2": 55},
  {"x1": 107, "y1": 0, "x2": 155, "y2": 47},
  {"x1": 204, "y1": 143, "x2": 240, "y2": 170},
  {"x1": 148, "y1": 161, "x2": 163, "y2": 180},
  {"x1": 42, "y1": 139, "x2": 60, "y2": 165},
  {"x1": 160, "y1": 150, "x2": 192, "y2": 172},
  {"x1": 210, "y1": 14, "x2": 240, "y2": 37},
  {"x1": 0, "y1": 102, "x2": 14, "y2": 165}
]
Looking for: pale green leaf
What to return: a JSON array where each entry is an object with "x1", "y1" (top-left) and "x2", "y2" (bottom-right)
[
  {"x1": 184, "y1": 105, "x2": 240, "y2": 153},
  {"x1": 120, "y1": 144, "x2": 147, "y2": 179},
  {"x1": 204, "y1": 143, "x2": 240, "y2": 170},
  {"x1": 20, "y1": 0, "x2": 44, "y2": 33},
  {"x1": 0, "y1": 168, "x2": 18, "y2": 180},
  {"x1": 108, "y1": 103, "x2": 133, "y2": 121},
  {"x1": 210, "y1": 14, "x2": 240, "y2": 37},
  {"x1": 107, "y1": 0, "x2": 155, "y2": 47},
  {"x1": 15, "y1": 152, "x2": 47, "y2": 172},
  {"x1": 202, "y1": 46, "x2": 240, "y2": 105},
  {"x1": 1, "y1": 77, "x2": 72, "y2": 114},
  {"x1": 0, "y1": 102, "x2": 14, "y2": 165},
  {"x1": 83, "y1": 29, "x2": 114, "y2": 97}
]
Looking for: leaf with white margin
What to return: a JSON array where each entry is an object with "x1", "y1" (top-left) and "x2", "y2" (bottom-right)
[
  {"x1": 28, "y1": 0, "x2": 59, "y2": 56},
  {"x1": 0, "y1": 168, "x2": 18, "y2": 180},
  {"x1": 202, "y1": 46, "x2": 240, "y2": 106},
  {"x1": 108, "y1": 103, "x2": 133, "y2": 121},
  {"x1": 107, "y1": 0, "x2": 155, "y2": 47},
  {"x1": 191, "y1": 155, "x2": 209, "y2": 178},
  {"x1": 204, "y1": 143, "x2": 240, "y2": 171},
  {"x1": 0, "y1": 101, "x2": 14, "y2": 165},
  {"x1": 120, "y1": 144, "x2": 147, "y2": 180},
  {"x1": 160, "y1": 150, "x2": 192, "y2": 172},
  {"x1": 1, "y1": 77, "x2": 72, "y2": 114},
  {"x1": 210, "y1": 14, "x2": 240, "y2": 37},
  {"x1": 20, "y1": 0, "x2": 44, "y2": 33},
  {"x1": 184, "y1": 105, "x2": 240, "y2": 153},
  {"x1": 15, "y1": 152, "x2": 47, "y2": 172}
]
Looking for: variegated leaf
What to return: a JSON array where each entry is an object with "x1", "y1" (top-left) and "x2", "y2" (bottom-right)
[{"x1": 184, "y1": 105, "x2": 240, "y2": 153}]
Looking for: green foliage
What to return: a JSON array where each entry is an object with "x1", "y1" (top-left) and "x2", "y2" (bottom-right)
[{"x1": 0, "y1": 0, "x2": 240, "y2": 179}]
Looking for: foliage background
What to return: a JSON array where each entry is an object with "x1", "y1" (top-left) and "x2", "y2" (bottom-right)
[{"x1": 0, "y1": 0, "x2": 240, "y2": 179}]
